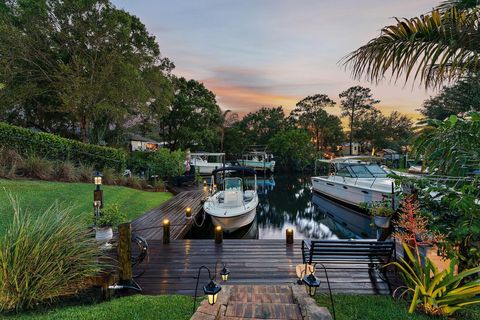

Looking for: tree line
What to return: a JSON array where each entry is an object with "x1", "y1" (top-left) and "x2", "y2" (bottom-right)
[{"x1": 0, "y1": 0, "x2": 414, "y2": 171}]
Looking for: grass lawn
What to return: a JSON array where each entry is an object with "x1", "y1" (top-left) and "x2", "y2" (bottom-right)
[
  {"x1": 0, "y1": 179, "x2": 172, "y2": 232},
  {"x1": 4, "y1": 295, "x2": 194, "y2": 320},
  {"x1": 316, "y1": 294, "x2": 480, "y2": 320}
]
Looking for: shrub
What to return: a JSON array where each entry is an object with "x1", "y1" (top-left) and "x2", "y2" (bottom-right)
[
  {"x1": 0, "y1": 148, "x2": 24, "y2": 178},
  {"x1": 127, "y1": 149, "x2": 185, "y2": 179},
  {"x1": 20, "y1": 156, "x2": 54, "y2": 180},
  {"x1": 0, "y1": 197, "x2": 105, "y2": 312},
  {"x1": 0, "y1": 122, "x2": 126, "y2": 171},
  {"x1": 94, "y1": 203, "x2": 126, "y2": 228},
  {"x1": 55, "y1": 161, "x2": 79, "y2": 182},
  {"x1": 77, "y1": 163, "x2": 95, "y2": 183},
  {"x1": 101, "y1": 167, "x2": 118, "y2": 185}
]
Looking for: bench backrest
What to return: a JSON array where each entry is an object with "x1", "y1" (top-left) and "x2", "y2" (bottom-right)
[{"x1": 302, "y1": 239, "x2": 395, "y2": 264}]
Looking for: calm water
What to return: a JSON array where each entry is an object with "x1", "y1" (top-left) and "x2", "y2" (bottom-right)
[{"x1": 187, "y1": 173, "x2": 376, "y2": 240}]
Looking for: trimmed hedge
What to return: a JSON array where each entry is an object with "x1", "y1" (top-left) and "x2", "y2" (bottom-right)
[
  {"x1": 0, "y1": 122, "x2": 126, "y2": 171},
  {"x1": 127, "y1": 149, "x2": 185, "y2": 179}
]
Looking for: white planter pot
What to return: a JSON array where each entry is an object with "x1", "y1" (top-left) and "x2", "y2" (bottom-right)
[
  {"x1": 95, "y1": 227, "x2": 113, "y2": 242},
  {"x1": 374, "y1": 216, "x2": 391, "y2": 229}
]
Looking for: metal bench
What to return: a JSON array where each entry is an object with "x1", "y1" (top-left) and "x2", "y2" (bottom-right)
[{"x1": 301, "y1": 239, "x2": 396, "y2": 292}]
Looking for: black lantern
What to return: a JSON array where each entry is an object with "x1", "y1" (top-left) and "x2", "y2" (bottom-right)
[
  {"x1": 220, "y1": 264, "x2": 230, "y2": 282},
  {"x1": 303, "y1": 273, "x2": 320, "y2": 297},
  {"x1": 203, "y1": 279, "x2": 222, "y2": 305}
]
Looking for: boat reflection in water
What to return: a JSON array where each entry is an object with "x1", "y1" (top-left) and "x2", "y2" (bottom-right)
[{"x1": 187, "y1": 174, "x2": 375, "y2": 240}]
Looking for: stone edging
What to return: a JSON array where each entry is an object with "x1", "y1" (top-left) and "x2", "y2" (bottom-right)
[{"x1": 291, "y1": 285, "x2": 333, "y2": 320}]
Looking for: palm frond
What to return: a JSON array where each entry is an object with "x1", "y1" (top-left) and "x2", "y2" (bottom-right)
[
  {"x1": 437, "y1": 0, "x2": 480, "y2": 12},
  {"x1": 342, "y1": 8, "x2": 480, "y2": 88}
]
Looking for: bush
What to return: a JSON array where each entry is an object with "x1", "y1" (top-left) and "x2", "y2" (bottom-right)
[
  {"x1": 0, "y1": 148, "x2": 24, "y2": 178},
  {"x1": 0, "y1": 122, "x2": 126, "y2": 171},
  {"x1": 20, "y1": 156, "x2": 54, "y2": 180},
  {"x1": 94, "y1": 203, "x2": 126, "y2": 228},
  {"x1": 0, "y1": 197, "x2": 105, "y2": 312},
  {"x1": 55, "y1": 161, "x2": 79, "y2": 182},
  {"x1": 77, "y1": 164, "x2": 95, "y2": 183},
  {"x1": 127, "y1": 149, "x2": 185, "y2": 179}
]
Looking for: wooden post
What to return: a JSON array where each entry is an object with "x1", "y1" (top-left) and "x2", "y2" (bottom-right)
[
  {"x1": 214, "y1": 226, "x2": 223, "y2": 244},
  {"x1": 163, "y1": 219, "x2": 170, "y2": 244},
  {"x1": 117, "y1": 223, "x2": 132, "y2": 284},
  {"x1": 286, "y1": 228, "x2": 294, "y2": 245}
]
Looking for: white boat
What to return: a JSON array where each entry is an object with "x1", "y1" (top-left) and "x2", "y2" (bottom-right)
[
  {"x1": 203, "y1": 167, "x2": 259, "y2": 232},
  {"x1": 237, "y1": 156, "x2": 275, "y2": 173},
  {"x1": 311, "y1": 157, "x2": 396, "y2": 209},
  {"x1": 189, "y1": 152, "x2": 225, "y2": 175}
]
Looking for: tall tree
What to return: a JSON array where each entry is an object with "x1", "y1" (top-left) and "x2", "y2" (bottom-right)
[
  {"x1": 0, "y1": 0, "x2": 173, "y2": 143},
  {"x1": 420, "y1": 75, "x2": 480, "y2": 120},
  {"x1": 219, "y1": 109, "x2": 238, "y2": 152},
  {"x1": 161, "y1": 77, "x2": 222, "y2": 151},
  {"x1": 238, "y1": 107, "x2": 285, "y2": 145},
  {"x1": 339, "y1": 86, "x2": 379, "y2": 155},
  {"x1": 290, "y1": 94, "x2": 339, "y2": 151}
]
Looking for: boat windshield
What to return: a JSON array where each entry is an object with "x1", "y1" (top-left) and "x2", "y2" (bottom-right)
[
  {"x1": 224, "y1": 178, "x2": 243, "y2": 191},
  {"x1": 348, "y1": 164, "x2": 387, "y2": 178}
]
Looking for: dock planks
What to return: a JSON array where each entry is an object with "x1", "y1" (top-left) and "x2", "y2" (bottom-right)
[
  {"x1": 131, "y1": 190, "x2": 205, "y2": 240},
  {"x1": 134, "y1": 239, "x2": 393, "y2": 296}
]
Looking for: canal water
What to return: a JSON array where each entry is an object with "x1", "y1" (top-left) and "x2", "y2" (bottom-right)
[{"x1": 187, "y1": 173, "x2": 377, "y2": 240}]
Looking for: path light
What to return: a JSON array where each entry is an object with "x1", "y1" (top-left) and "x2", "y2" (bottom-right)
[
  {"x1": 220, "y1": 264, "x2": 230, "y2": 281},
  {"x1": 185, "y1": 207, "x2": 192, "y2": 220},
  {"x1": 303, "y1": 272, "x2": 320, "y2": 297},
  {"x1": 203, "y1": 279, "x2": 222, "y2": 305},
  {"x1": 192, "y1": 265, "x2": 227, "y2": 313},
  {"x1": 94, "y1": 171, "x2": 102, "y2": 190}
]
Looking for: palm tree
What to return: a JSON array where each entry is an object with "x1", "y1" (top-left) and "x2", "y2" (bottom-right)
[{"x1": 343, "y1": 2, "x2": 480, "y2": 88}]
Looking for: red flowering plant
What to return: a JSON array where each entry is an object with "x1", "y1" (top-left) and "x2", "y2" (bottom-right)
[{"x1": 388, "y1": 195, "x2": 480, "y2": 316}]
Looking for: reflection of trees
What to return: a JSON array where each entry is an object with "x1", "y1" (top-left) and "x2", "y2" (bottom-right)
[{"x1": 256, "y1": 174, "x2": 319, "y2": 229}]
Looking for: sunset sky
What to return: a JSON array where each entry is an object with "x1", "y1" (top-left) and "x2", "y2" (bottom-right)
[{"x1": 112, "y1": 0, "x2": 440, "y2": 118}]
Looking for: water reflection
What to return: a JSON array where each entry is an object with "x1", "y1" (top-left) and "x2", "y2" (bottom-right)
[{"x1": 188, "y1": 173, "x2": 375, "y2": 240}]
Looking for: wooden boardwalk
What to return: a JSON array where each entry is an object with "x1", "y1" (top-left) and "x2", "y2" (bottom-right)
[
  {"x1": 134, "y1": 239, "x2": 393, "y2": 296},
  {"x1": 131, "y1": 190, "x2": 205, "y2": 240}
]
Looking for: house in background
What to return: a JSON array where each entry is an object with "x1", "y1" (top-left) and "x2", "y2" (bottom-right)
[
  {"x1": 130, "y1": 134, "x2": 161, "y2": 152},
  {"x1": 338, "y1": 142, "x2": 360, "y2": 156}
]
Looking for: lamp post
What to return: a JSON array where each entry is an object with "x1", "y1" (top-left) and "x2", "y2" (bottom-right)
[
  {"x1": 192, "y1": 263, "x2": 230, "y2": 314},
  {"x1": 93, "y1": 172, "x2": 103, "y2": 226}
]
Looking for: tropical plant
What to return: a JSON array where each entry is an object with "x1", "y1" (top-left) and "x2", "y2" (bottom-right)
[
  {"x1": 0, "y1": 196, "x2": 105, "y2": 311},
  {"x1": 219, "y1": 109, "x2": 238, "y2": 152},
  {"x1": 390, "y1": 243, "x2": 480, "y2": 316},
  {"x1": 343, "y1": 5, "x2": 480, "y2": 89},
  {"x1": 95, "y1": 203, "x2": 126, "y2": 228},
  {"x1": 413, "y1": 112, "x2": 480, "y2": 176},
  {"x1": 268, "y1": 129, "x2": 314, "y2": 171}
]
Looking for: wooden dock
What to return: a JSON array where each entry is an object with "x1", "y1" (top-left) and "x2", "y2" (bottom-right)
[
  {"x1": 134, "y1": 239, "x2": 394, "y2": 296},
  {"x1": 131, "y1": 190, "x2": 205, "y2": 240}
]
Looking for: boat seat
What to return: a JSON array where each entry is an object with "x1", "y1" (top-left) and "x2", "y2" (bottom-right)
[{"x1": 243, "y1": 190, "x2": 255, "y2": 202}]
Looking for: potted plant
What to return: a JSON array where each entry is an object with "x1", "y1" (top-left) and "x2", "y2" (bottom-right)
[
  {"x1": 370, "y1": 201, "x2": 395, "y2": 228},
  {"x1": 94, "y1": 203, "x2": 125, "y2": 241}
]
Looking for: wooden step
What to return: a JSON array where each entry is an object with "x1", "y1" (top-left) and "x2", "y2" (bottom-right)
[{"x1": 224, "y1": 302, "x2": 302, "y2": 319}]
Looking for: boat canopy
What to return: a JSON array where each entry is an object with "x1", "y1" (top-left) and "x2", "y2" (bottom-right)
[{"x1": 212, "y1": 166, "x2": 256, "y2": 176}]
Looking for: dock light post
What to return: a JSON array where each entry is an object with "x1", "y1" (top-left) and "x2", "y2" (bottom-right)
[
  {"x1": 163, "y1": 219, "x2": 170, "y2": 244},
  {"x1": 185, "y1": 207, "x2": 192, "y2": 220},
  {"x1": 93, "y1": 172, "x2": 103, "y2": 225},
  {"x1": 192, "y1": 265, "x2": 227, "y2": 314},
  {"x1": 214, "y1": 226, "x2": 223, "y2": 244},
  {"x1": 286, "y1": 228, "x2": 294, "y2": 245}
]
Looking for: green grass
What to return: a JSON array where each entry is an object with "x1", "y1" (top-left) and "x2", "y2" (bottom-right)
[
  {"x1": 0, "y1": 179, "x2": 172, "y2": 232},
  {"x1": 315, "y1": 294, "x2": 480, "y2": 320},
  {"x1": 3, "y1": 295, "x2": 194, "y2": 320}
]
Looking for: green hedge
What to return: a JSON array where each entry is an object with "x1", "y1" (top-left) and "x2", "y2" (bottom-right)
[{"x1": 0, "y1": 122, "x2": 126, "y2": 171}]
